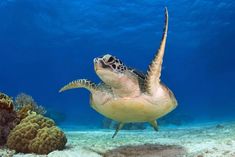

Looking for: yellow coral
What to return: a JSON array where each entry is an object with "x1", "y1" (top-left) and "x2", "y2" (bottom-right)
[
  {"x1": 7, "y1": 114, "x2": 67, "y2": 154},
  {"x1": 16, "y1": 104, "x2": 34, "y2": 120},
  {"x1": 0, "y1": 92, "x2": 13, "y2": 111},
  {"x1": 29, "y1": 126, "x2": 67, "y2": 154}
]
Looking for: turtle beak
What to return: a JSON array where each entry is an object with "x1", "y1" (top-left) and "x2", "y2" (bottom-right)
[
  {"x1": 93, "y1": 58, "x2": 98, "y2": 64},
  {"x1": 94, "y1": 57, "x2": 102, "y2": 71},
  {"x1": 94, "y1": 58, "x2": 111, "y2": 71},
  {"x1": 94, "y1": 58, "x2": 98, "y2": 71}
]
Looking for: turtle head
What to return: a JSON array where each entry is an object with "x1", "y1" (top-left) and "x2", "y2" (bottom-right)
[{"x1": 94, "y1": 54, "x2": 129, "y2": 88}]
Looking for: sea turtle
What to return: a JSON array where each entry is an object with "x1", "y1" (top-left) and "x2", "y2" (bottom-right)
[{"x1": 59, "y1": 8, "x2": 177, "y2": 138}]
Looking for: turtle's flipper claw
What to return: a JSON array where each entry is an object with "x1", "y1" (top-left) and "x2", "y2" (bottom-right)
[
  {"x1": 112, "y1": 123, "x2": 124, "y2": 138},
  {"x1": 153, "y1": 126, "x2": 159, "y2": 132},
  {"x1": 149, "y1": 120, "x2": 159, "y2": 132}
]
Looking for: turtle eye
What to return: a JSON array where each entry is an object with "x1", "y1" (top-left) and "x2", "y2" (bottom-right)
[
  {"x1": 107, "y1": 57, "x2": 115, "y2": 63},
  {"x1": 111, "y1": 64, "x2": 116, "y2": 69}
]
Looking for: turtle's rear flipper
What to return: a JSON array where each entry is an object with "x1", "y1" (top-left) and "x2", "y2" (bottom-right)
[
  {"x1": 112, "y1": 123, "x2": 124, "y2": 138},
  {"x1": 149, "y1": 120, "x2": 159, "y2": 131}
]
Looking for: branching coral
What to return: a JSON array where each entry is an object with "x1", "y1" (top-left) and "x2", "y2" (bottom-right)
[
  {"x1": 14, "y1": 93, "x2": 46, "y2": 116},
  {"x1": 0, "y1": 92, "x2": 20, "y2": 146},
  {"x1": 7, "y1": 113, "x2": 67, "y2": 154}
]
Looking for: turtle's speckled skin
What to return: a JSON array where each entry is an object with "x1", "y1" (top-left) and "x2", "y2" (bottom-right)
[{"x1": 60, "y1": 8, "x2": 177, "y2": 138}]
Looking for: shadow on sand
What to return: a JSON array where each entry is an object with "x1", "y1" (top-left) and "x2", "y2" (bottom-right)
[{"x1": 102, "y1": 144, "x2": 187, "y2": 157}]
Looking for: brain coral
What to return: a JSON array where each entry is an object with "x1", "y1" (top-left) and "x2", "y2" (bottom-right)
[
  {"x1": 6, "y1": 113, "x2": 67, "y2": 154},
  {"x1": 0, "y1": 92, "x2": 20, "y2": 146}
]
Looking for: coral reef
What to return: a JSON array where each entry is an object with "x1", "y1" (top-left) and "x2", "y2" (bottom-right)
[
  {"x1": 14, "y1": 93, "x2": 47, "y2": 115},
  {"x1": 0, "y1": 92, "x2": 14, "y2": 111},
  {"x1": 7, "y1": 113, "x2": 67, "y2": 154},
  {"x1": 29, "y1": 126, "x2": 67, "y2": 154},
  {"x1": 0, "y1": 92, "x2": 20, "y2": 146},
  {"x1": 102, "y1": 118, "x2": 146, "y2": 130},
  {"x1": 0, "y1": 110, "x2": 20, "y2": 146},
  {"x1": 16, "y1": 104, "x2": 35, "y2": 120},
  {"x1": 103, "y1": 144, "x2": 186, "y2": 157}
]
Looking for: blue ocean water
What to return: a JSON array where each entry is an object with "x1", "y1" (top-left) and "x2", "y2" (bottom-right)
[{"x1": 0, "y1": 0, "x2": 234, "y2": 127}]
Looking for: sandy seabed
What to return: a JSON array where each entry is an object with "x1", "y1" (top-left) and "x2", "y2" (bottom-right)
[{"x1": 1, "y1": 121, "x2": 235, "y2": 157}]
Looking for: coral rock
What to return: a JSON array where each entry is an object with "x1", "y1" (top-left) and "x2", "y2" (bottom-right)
[
  {"x1": 16, "y1": 104, "x2": 35, "y2": 120},
  {"x1": 7, "y1": 114, "x2": 67, "y2": 154},
  {"x1": 0, "y1": 92, "x2": 14, "y2": 111},
  {"x1": 0, "y1": 92, "x2": 20, "y2": 146},
  {"x1": 29, "y1": 126, "x2": 67, "y2": 154}
]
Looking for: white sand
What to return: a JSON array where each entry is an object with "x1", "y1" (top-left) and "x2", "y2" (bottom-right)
[{"x1": 1, "y1": 121, "x2": 235, "y2": 157}]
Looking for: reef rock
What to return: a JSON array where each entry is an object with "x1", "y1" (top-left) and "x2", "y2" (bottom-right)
[
  {"x1": 16, "y1": 104, "x2": 36, "y2": 120},
  {"x1": 0, "y1": 92, "x2": 14, "y2": 111},
  {"x1": 7, "y1": 113, "x2": 67, "y2": 154},
  {"x1": 0, "y1": 92, "x2": 20, "y2": 146}
]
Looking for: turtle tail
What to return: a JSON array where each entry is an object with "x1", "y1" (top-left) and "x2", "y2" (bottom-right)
[{"x1": 59, "y1": 79, "x2": 97, "y2": 93}]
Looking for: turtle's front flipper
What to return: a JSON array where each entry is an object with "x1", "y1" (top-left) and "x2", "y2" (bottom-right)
[
  {"x1": 149, "y1": 120, "x2": 159, "y2": 131},
  {"x1": 112, "y1": 123, "x2": 124, "y2": 138},
  {"x1": 145, "y1": 8, "x2": 168, "y2": 95},
  {"x1": 59, "y1": 79, "x2": 97, "y2": 94}
]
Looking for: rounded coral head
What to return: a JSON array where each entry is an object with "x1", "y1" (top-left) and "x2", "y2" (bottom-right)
[{"x1": 7, "y1": 113, "x2": 67, "y2": 154}]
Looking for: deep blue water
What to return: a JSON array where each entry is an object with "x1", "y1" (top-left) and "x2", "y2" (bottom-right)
[{"x1": 0, "y1": 0, "x2": 235, "y2": 126}]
